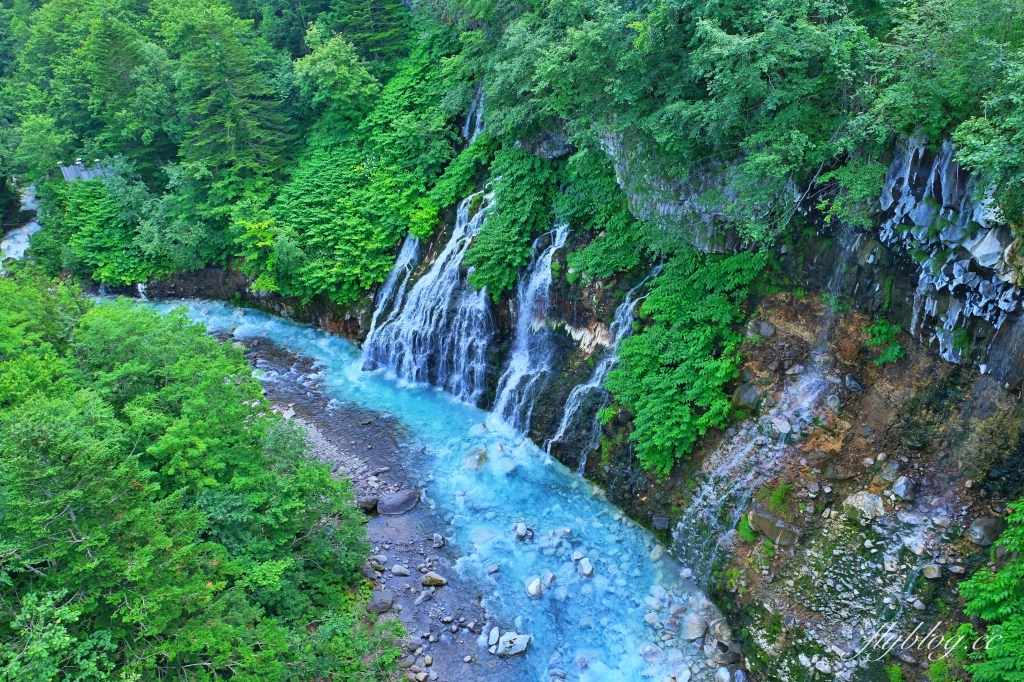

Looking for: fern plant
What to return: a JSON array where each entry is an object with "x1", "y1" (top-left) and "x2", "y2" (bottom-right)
[{"x1": 864, "y1": 318, "x2": 905, "y2": 366}]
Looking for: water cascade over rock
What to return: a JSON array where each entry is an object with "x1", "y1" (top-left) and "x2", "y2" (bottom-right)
[
  {"x1": 545, "y1": 266, "x2": 662, "y2": 474},
  {"x1": 361, "y1": 192, "x2": 495, "y2": 404},
  {"x1": 492, "y1": 225, "x2": 568, "y2": 432},
  {"x1": 672, "y1": 371, "x2": 829, "y2": 587},
  {"x1": 363, "y1": 235, "x2": 421, "y2": 344}
]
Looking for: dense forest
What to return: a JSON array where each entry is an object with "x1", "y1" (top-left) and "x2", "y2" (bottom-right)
[{"x1": 1, "y1": 0, "x2": 1023, "y2": 678}]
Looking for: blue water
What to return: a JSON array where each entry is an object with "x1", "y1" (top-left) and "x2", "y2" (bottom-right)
[{"x1": 153, "y1": 300, "x2": 716, "y2": 682}]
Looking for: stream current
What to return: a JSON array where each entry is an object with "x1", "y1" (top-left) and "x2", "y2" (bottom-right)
[{"x1": 154, "y1": 300, "x2": 726, "y2": 682}]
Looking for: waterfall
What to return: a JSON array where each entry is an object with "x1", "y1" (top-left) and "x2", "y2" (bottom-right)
[
  {"x1": 363, "y1": 235, "x2": 421, "y2": 346},
  {"x1": 491, "y1": 224, "x2": 568, "y2": 433},
  {"x1": 461, "y1": 87, "x2": 485, "y2": 143},
  {"x1": 672, "y1": 372, "x2": 829, "y2": 587},
  {"x1": 361, "y1": 192, "x2": 495, "y2": 404},
  {"x1": 544, "y1": 266, "x2": 662, "y2": 474}
]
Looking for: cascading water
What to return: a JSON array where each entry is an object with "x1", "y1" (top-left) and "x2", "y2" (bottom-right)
[
  {"x1": 491, "y1": 224, "x2": 568, "y2": 433},
  {"x1": 361, "y1": 192, "x2": 495, "y2": 405},
  {"x1": 0, "y1": 187, "x2": 41, "y2": 269},
  {"x1": 672, "y1": 372, "x2": 828, "y2": 587},
  {"x1": 462, "y1": 87, "x2": 485, "y2": 143},
  {"x1": 544, "y1": 267, "x2": 662, "y2": 474},
  {"x1": 363, "y1": 235, "x2": 421, "y2": 345}
]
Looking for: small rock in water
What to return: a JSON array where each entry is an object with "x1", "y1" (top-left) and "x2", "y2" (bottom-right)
[
  {"x1": 432, "y1": 533, "x2": 445, "y2": 548},
  {"x1": 639, "y1": 643, "x2": 664, "y2": 664},
  {"x1": 421, "y1": 572, "x2": 448, "y2": 587},
  {"x1": 577, "y1": 557, "x2": 594, "y2": 578},
  {"x1": 514, "y1": 523, "x2": 529, "y2": 540},
  {"x1": 496, "y1": 632, "x2": 531, "y2": 657},
  {"x1": 681, "y1": 613, "x2": 707, "y2": 640},
  {"x1": 650, "y1": 545, "x2": 665, "y2": 561},
  {"x1": 680, "y1": 567, "x2": 693, "y2": 579},
  {"x1": 922, "y1": 564, "x2": 941, "y2": 579},
  {"x1": 464, "y1": 447, "x2": 488, "y2": 470},
  {"x1": 391, "y1": 565, "x2": 411, "y2": 577},
  {"x1": 892, "y1": 476, "x2": 916, "y2": 500},
  {"x1": 526, "y1": 577, "x2": 543, "y2": 598},
  {"x1": 715, "y1": 667, "x2": 733, "y2": 682}
]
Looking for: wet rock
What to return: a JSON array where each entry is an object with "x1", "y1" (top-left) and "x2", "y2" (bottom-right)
[
  {"x1": 514, "y1": 522, "x2": 530, "y2": 540},
  {"x1": 653, "y1": 514, "x2": 670, "y2": 531},
  {"x1": 357, "y1": 496, "x2": 379, "y2": 512},
  {"x1": 715, "y1": 668, "x2": 733, "y2": 682},
  {"x1": 368, "y1": 589, "x2": 394, "y2": 614},
  {"x1": 785, "y1": 364, "x2": 804, "y2": 375},
  {"x1": 912, "y1": 599, "x2": 927, "y2": 611},
  {"x1": 747, "y1": 502, "x2": 800, "y2": 546},
  {"x1": 815, "y1": 660, "x2": 832, "y2": 673},
  {"x1": 421, "y1": 572, "x2": 448, "y2": 587},
  {"x1": 845, "y1": 374, "x2": 863, "y2": 392},
  {"x1": 967, "y1": 516, "x2": 1005, "y2": 546},
  {"x1": 413, "y1": 587, "x2": 434, "y2": 605},
  {"x1": 842, "y1": 491, "x2": 885, "y2": 520},
  {"x1": 577, "y1": 557, "x2": 594, "y2": 578},
  {"x1": 391, "y1": 565, "x2": 411, "y2": 577},
  {"x1": 672, "y1": 666, "x2": 693, "y2": 682},
  {"x1": 892, "y1": 476, "x2": 917, "y2": 501},
  {"x1": 464, "y1": 447, "x2": 488, "y2": 470},
  {"x1": 639, "y1": 643, "x2": 664, "y2": 664},
  {"x1": 432, "y1": 533, "x2": 445, "y2": 548},
  {"x1": 650, "y1": 545, "x2": 665, "y2": 561},
  {"x1": 949, "y1": 565, "x2": 965, "y2": 574},
  {"x1": 377, "y1": 490, "x2": 420, "y2": 515},
  {"x1": 922, "y1": 564, "x2": 942, "y2": 579},
  {"x1": 526, "y1": 576, "x2": 544, "y2": 598},
  {"x1": 732, "y1": 383, "x2": 762, "y2": 411},
  {"x1": 488, "y1": 627, "x2": 500, "y2": 646},
  {"x1": 681, "y1": 614, "x2": 707, "y2": 640},
  {"x1": 747, "y1": 319, "x2": 775, "y2": 339},
  {"x1": 496, "y1": 632, "x2": 531, "y2": 657},
  {"x1": 827, "y1": 394, "x2": 841, "y2": 412}
]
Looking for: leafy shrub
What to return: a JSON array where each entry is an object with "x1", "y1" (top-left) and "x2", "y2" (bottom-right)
[
  {"x1": 604, "y1": 249, "x2": 766, "y2": 474},
  {"x1": 864, "y1": 318, "x2": 906, "y2": 366},
  {"x1": 737, "y1": 515, "x2": 757, "y2": 543}
]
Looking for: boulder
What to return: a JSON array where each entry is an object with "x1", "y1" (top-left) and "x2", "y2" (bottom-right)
[
  {"x1": 845, "y1": 374, "x2": 863, "y2": 392},
  {"x1": 377, "y1": 490, "x2": 419, "y2": 515},
  {"x1": 577, "y1": 557, "x2": 594, "y2": 578},
  {"x1": 681, "y1": 613, "x2": 707, "y2": 640},
  {"x1": 390, "y1": 565, "x2": 411, "y2": 577},
  {"x1": 715, "y1": 668, "x2": 733, "y2": 682},
  {"x1": 421, "y1": 572, "x2": 448, "y2": 587},
  {"x1": 639, "y1": 643, "x2": 664, "y2": 664},
  {"x1": 357, "y1": 496, "x2": 379, "y2": 513},
  {"x1": 496, "y1": 632, "x2": 531, "y2": 657},
  {"x1": 488, "y1": 627, "x2": 500, "y2": 646},
  {"x1": 653, "y1": 514, "x2": 670, "y2": 531},
  {"x1": 967, "y1": 516, "x2": 1005, "y2": 546},
  {"x1": 892, "y1": 476, "x2": 916, "y2": 501},
  {"x1": 881, "y1": 461, "x2": 902, "y2": 483},
  {"x1": 732, "y1": 383, "x2": 762, "y2": 412},
  {"x1": 824, "y1": 462, "x2": 857, "y2": 480},
  {"x1": 367, "y1": 589, "x2": 394, "y2": 614},
  {"x1": 922, "y1": 564, "x2": 941, "y2": 579},
  {"x1": 526, "y1": 577, "x2": 543, "y2": 598},
  {"x1": 432, "y1": 533, "x2": 445, "y2": 548},
  {"x1": 746, "y1": 503, "x2": 800, "y2": 546},
  {"x1": 843, "y1": 491, "x2": 885, "y2": 520}
]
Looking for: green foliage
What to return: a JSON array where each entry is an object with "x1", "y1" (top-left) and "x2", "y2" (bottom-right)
[
  {"x1": 605, "y1": 249, "x2": 766, "y2": 474},
  {"x1": 0, "y1": 269, "x2": 401, "y2": 679},
  {"x1": 885, "y1": 663, "x2": 905, "y2": 682},
  {"x1": 464, "y1": 145, "x2": 558, "y2": 299},
  {"x1": 864, "y1": 318, "x2": 905, "y2": 366},
  {"x1": 737, "y1": 515, "x2": 757, "y2": 543},
  {"x1": 959, "y1": 497, "x2": 1024, "y2": 681}
]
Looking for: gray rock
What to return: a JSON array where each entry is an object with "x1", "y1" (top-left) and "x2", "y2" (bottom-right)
[
  {"x1": 922, "y1": 564, "x2": 941, "y2": 579},
  {"x1": 845, "y1": 374, "x2": 863, "y2": 392},
  {"x1": 357, "y1": 496, "x2": 379, "y2": 512},
  {"x1": 432, "y1": 533, "x2": 445, "y2": 548},
  {"x1": 842, "y1": 491, "x2": 885, "y2": 520},
  {"x1": 488, "y1": 627, "x2": 499, "y2": 646},
  {"x1": 514, "y1": 522, "x2": 529, "y2": 540},
  {"x1": 785, "y1": 364, "x2": 804, "y2": 375},
  {"x1": 496, "y1": 632, "x2": 531, "y2": 657},
  {"x1": 526, "y1": 577, "x2": 543, "y2": 598},
  {"x1": 747, "y1": 319, "x2": 775, "y2": 339},
  {"x1": 901, "y1": 434, "x2": 924, "y2": 450},
  {"x1": 892, "y1": 476, "x2": 916, "y2": 501},
  {"x1": 827, "y1": 394, "x2": 841, "y2": 412},
  {"x1": 715, "y1": 667, "x2": 733, "y2": 682},
  {"x1": 413, "y1": 587, "x2": 434, "y2": 605},
  {"x1": 732, "y1": 383, "x2": 762, "y2": 411},
  {"x1": 391, "y1": 564, "x2": 411, "y2": 577},
  {"x1": 653, "y1": 515, "x2": 670, "y2": 531},
  {"x1": 747, "y1": 502, "x2": 800, "y2": 546},
  {"x1": 377, "y1": 489, "x2": 420, "y2": 515},
  {"x1": 824, "y1": 462, "x2": 857, "y2": 480},
  {"x1": 881, "y1": 461, "x2": 902, "y2": 483},
  {"x1": 577, "y1": 557, "x2": 594, "y2": 578},
  {"x1": 968, "y1": 516, "x2": 1005, "y2": 546},
  {"x1": 368, "y1": 589, "x2": 394, "y2": 614}
]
